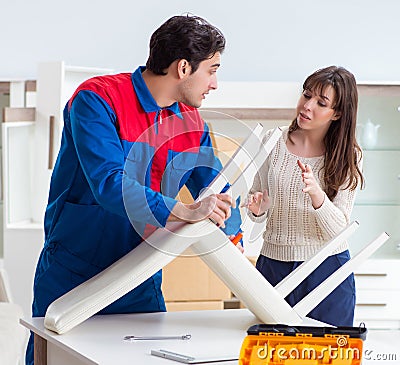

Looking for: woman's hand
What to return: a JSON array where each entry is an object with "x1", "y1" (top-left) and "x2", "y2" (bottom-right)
[
  {"x1": 297, "y1": 160, "x2": 325, "y2": 209},
  {"x1": 242, "y1": 189, "x2": 270, "y2": 217}
]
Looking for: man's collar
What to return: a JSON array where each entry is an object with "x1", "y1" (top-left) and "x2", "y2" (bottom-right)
[{"x1": 131, "y1": 66, "x2": 183, "y2": 119}]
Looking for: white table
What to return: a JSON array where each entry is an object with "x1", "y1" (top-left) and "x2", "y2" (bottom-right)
[
  {"x1": 21, "y1": 309, "x2": 400, "y2": 365},
  {"x1": 21, "y1": 309, "x2": 259, "y2": 365}
]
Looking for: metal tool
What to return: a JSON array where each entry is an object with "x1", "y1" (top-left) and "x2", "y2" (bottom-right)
[{"x1": 123, "y1": 334, "x2": 191, "y2": 341}]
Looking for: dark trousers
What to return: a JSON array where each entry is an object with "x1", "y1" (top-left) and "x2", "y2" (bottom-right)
[{"x1": 256, "y1": 250, "x2": 356, "y2": 327}]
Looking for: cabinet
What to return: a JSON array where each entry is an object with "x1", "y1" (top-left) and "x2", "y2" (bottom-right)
[
  {"x1": 32, "y1": 61, "x2": 113, "y2": 224},
  {"x1": 162, "y1": 250, "x2": 257, "y2": 312},
  {"x1": 354, "y1": 259, "x2": 400, "y2": 329},
  {"x1": 2, "y1": 119, "x2": 43, "y2": 322},
  {"x1": 349, "y1": 83, "x2": 400, "y2": 329},
  {"x1": 161, "y1": 249, "x2": 232, "y2": 311},
  {"x1": 0, "y1": 80, "x2": 30, "y2": 258},
  {"x1": 0, "y1": 81, "x2": 43, "y2": 332},
  {"x1": 2, "y1": 62, "x2": 113, "y2": 318},
  {"x1": 348, "y1": 83, "x2": 400, "y2": 259}
]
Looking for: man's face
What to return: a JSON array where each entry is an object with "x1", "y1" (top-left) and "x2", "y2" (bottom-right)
[{"x1": 177, "y1": 52, "x2": 221, "y2": 108}]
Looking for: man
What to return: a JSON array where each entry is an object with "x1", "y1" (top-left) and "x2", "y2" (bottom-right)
[{"x1": 26, "y1": 14, "x2": 241, "y2": 364}]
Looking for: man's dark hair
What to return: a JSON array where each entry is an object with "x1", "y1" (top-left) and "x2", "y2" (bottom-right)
[{"x1": 146, "y1": 14, "x2": 226, "y2": 75}]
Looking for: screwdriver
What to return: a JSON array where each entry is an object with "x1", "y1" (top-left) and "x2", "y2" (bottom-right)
[{"x1": 123, "y1": 334, "x2": 191, "y2": 341}]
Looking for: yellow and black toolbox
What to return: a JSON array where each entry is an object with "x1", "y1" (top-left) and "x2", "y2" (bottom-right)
[{"x1": 239, "y1": 323, "x2": 367, "y2": 365}]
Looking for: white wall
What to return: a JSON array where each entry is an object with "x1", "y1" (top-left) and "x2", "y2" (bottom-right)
[{"x1": 1, "y1": 0, "x2": 400, "y2": 82}]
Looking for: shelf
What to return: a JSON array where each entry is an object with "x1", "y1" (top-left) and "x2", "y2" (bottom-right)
[
  {"x1": 355, "y1": 150, "x2": 400, "y2": 205},
  {"x1": 357, "y1": 92, "x2": 400, "y2": 150},
  {"x1": 349, "y1": 205, "x2": 400, "y2": 259},
  {"x1": 355, "y1": 203, "x2": 400, "y2": 207},
  {"x1": 200, "y1": 107, "x2": 295, "y2": 120},
  {"x1": 0, "y1": 82, "x2": 10, "y2": 94},
  {"x1": 358, "y1": 81, "x2": 400, "y2": 85},
  {"x1": 357, "y1": 83, "x2": 400, "y2": 96},
  {"x1": 201, "y1": 81, "x2": 301, "y2": 109},
  {"x1": 2, "y1": 107, "x2": 35, "y2": 123},
  {"x1": 65, "y1": 65, "x2": 114, "y2": 74},
  {"x1": 2, "y1": 121, "x2": 35, "y2": 226},
  {"x1": 2, "y1": 121, "x2": 35, "y2": 128},
  {"x1": 362, "y1": 148, "x2": 400, "y2": 152},
  {"x1": 6, "y1": 221, "x2": 43, "y2": 230}
]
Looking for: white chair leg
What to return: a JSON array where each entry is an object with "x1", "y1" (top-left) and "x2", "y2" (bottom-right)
[
  {"x1": 191, "y1": 229, "x2": 302, "y2": 325},
  {"x1": 44, "y1": 221, "x2": 220, "y2": 334},
  {"x1": 228, "y1": 127, "x2": 282, "y2": 199},
  {"x1": 197, "y1": 123, "x2": 264, "y2": 200},
  {"x1": 293, "y1": 232, "x2": 389, "y2": 318},
  {"x1": 275, "y1": 221, "x2": 360, "y2": 298}
]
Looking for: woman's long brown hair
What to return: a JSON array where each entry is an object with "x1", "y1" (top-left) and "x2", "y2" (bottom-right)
[{"x1": 288, "y1": 66, "x2": 364, "y2": 200}]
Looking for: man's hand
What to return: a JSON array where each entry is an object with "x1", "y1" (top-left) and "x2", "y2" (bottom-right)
[{"x1": 169, "y1": 193, "x2": 234, "y2": 228}]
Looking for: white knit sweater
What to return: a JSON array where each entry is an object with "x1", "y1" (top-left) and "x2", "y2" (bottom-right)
[{"x1": 248, "y1": 127, "x2": 361, "y2": 261}]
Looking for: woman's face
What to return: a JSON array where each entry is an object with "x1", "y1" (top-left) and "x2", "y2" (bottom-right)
[{"x1": 296, "y1": 85, "x2": 339, "y2": 132}]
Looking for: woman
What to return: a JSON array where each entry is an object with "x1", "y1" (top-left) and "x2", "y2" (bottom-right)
[{"x1": 245, "y1": 66, "x2": 364, "y2": 326}]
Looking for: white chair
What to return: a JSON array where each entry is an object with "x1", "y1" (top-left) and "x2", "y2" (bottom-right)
[
  {"x1": 44, "y1": 126, "x2": 389, "y2": 334},
  {"x1": 0, "y1": 269, "x2": 29, "y2": 365}
]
